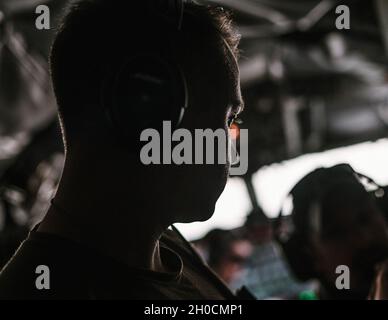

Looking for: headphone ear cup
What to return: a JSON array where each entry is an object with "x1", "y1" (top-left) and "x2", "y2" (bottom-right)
[
  {"x1": 275, "y1": 211, "x2": 317, "y2": 281},
  {"x1": 103, "y1": 55, "x2": 188, "y2": 142},
  {"x1": 280, "y1": 233, "x2": 317, "y2": 282}
]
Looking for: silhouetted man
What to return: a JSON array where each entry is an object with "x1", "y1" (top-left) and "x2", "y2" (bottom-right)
[{"x1": 0, "y1": 0, "x2": 245, "y2": 299}]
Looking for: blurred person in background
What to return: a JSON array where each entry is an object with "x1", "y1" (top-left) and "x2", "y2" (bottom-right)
[
  {"x1": 0, "y1": 0, "x2": 247, "y2": 299},
  {"x1": 232, "y1": 210, "x2": 317, "y2": 300},
  {"x1": 276, "y1": 164, "x2": 388, "y2": 299},
  {"x1": 194, "y1": 229, "x2": 252, "y2": 286}
]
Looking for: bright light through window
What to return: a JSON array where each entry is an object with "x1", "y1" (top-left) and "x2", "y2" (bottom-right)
[{"x1": 254, "y1": 138, "x2": 388, "y2": 218}]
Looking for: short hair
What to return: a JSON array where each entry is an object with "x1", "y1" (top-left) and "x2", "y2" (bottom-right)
[
  {"x1": 290, "y1": 165, "x2": 372, "y2": 239},
  {"x1": 50, "y1": 0, "x2": 240, "y2": 146}
]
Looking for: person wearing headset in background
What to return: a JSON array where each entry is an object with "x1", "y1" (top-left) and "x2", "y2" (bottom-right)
[
  {"x1": 276, "y1": 164, "x2": 388, "y2": 300},
  {"x1": 0, "y1": 0, "x2": 248, "y2": 299}
]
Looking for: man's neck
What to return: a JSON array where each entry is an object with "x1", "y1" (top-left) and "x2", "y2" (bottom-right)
[
  {"x1": 38, "y1": 200, "x2": 167, "y2": 272},
  {"x1": 38, "y1": 161, "x2": 170, "y2": 272}
]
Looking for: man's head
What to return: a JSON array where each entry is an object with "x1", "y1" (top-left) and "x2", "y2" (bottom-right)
[
  {"x1": 49, "y1": 0, "x2": 242, "y2": 223},
  {"x1": 278, "y1": 164, "x2": 388, "y2": 299}
]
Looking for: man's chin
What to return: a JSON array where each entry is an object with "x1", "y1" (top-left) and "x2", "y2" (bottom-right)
[{"x1": 177, "y1": 204, "x2": 216, "y2": 224}]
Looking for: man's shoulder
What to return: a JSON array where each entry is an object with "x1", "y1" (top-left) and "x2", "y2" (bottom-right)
[
  {"x1": 0, "y1": 229, "x2": 194, "y2": 300},
  {"x1": 0, "y1": 234, "x2": 89, "y2": 299},
  {"x1": 0, "y1": 227, "x2": 237, "y2": 300}
]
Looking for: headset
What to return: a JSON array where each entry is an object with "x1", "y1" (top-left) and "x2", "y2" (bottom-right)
[
  {"x1": 274, "y1": 163, "x2": 386, "y2": 281},
  {"x1": 100, "y1": 0, "x2": 196, "y2": 143}
]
